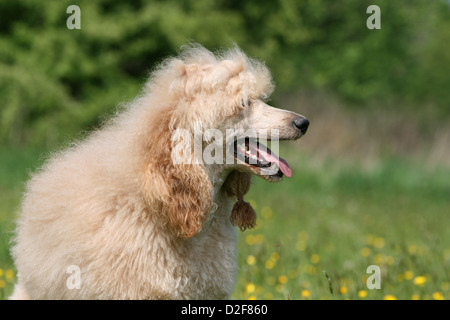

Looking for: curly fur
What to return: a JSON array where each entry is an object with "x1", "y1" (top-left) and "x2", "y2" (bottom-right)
[{"x1": 10, "y1": 44, "x2": 305, "y2": 300}]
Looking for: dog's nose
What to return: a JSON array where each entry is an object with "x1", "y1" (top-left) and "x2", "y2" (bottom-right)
[{"x1": 293, "y1": 117, "x2": 310, "y2": 135}]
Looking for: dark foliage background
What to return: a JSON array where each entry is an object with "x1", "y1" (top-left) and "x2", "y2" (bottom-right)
[{"x1": 1, "y1": 0, "x2": 449, "y2": 147}]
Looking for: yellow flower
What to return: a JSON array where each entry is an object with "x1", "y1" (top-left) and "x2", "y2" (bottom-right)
[
  {"x1": 288, "y1": 270, "x2": 297, "y2": 279},
  {"x1": 301, "y1": 280, "x2": 310, "y2": 289},
  {"x1": 374, "y1": 253, "x2": 384, "y2": 265},
  {"x1": 373, "y1": 237, "x2": 385, "y2": 248},
  {"x1": 270, "y1": 252, "x2": 280, "y2": 261},
  {"x1": 310, "y1": 254, "x2": 320, "y2": 264},
  {"x1": 413, "y1": 276, "x2": 427, "y2": 286},
  {"x1": 339, "y1": 286, "x2": 348, "y2": 295},
  {"x1": 432, "y1": 292, "x2": 444, "y2": 300},
  {"x1": 361, "y1": 275, "x2": 369, "y2": 284},
  {"x1": 384, "y1": 295, "x2": 397, "y2": 300},
  {"x1": 245, "y1": 282, "x2": 255, "y2": 294},
  {"x1": 404, "y1": 270, "x2": 414, "y2": 280},
  {"x1": 407, "y1": 245, "x2": 418, "y2": 255},
  {"x1": 301, "y1": 289, "x2": 311, "y2": 298},
  {"x1": 265, "y1": 259, "x2": 275, "y2": 269},
  {"x1": 411, "y1": 294, "x2": 420, "y2": 300},
  {"x1": 264, "y1": 292, "x2": 273, "y2": 300},
  {"x1": 386, "y1": 256, "x2": 394, "y2": 265},
  {"x1": 275, "y1": 284, "x2": 284, "y2": 293},
  {"x1": 248, "y1": 295, "x2": 256, "y2": 300},
  {"x1": 254, "y1": 234, "x2": 264, "y2": 244},
  {"x1": 298, "y1": 231, "x2": 308, "y2": 241},
  {"x1": 296, "y1": 240, "x2": 307, "y2": 251},
  {"x1": 278, "y1": 275, "x2": 288, "y2": 284},
  {"x1": 358, "y1": 290, "x2": 368, "y2": 298},
  {"x1": 5, "y1": 269, "x2": 14, "y2": 281},
  {"x1": 0, "y1": 279, "x2": 5, "y2": 289},
  {"x1": 246, "y1": 255, "x2": 256, "y2": 266},
  {"x1": 305, "y1": 265, "x2": 317, "y2": 275},
  {"x1": 261, "y1": 206, "x2": 273, "y2": 219},
  {"x1": 245, "y1": 235, "x2": 255, "y2": 246},
  {"x1": 361, "y1": 247, "x2": 371, "y2": 257},
  {"x1": 366, "y1": 234, "x2": 376, "y2": 245},
  {"x1": 296, "y1": 232, "x2": 308, "y2": 250}
]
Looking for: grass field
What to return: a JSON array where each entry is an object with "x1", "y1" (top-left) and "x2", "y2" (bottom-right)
[{"x1": 0, "y1": 146, "x2": 449, "y2": 300}]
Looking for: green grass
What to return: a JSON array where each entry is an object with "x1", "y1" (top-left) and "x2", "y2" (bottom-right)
[
  {"x1": 233, "y1": 151, "x2": 450, "y2": 300},
  {"x1": 0, "y1": 146, "x2": 50, "y2": 298},
  {"x1": 0, "y1": 147, "x2": 449, "y2": 300}
]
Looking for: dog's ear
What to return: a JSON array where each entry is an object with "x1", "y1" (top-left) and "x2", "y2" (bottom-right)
[
  {"x1": 145, "y1": 162, "x2": 213, "y2": 239},
  {"x1": 142, "y1": 116, "x2": 214, "y2": 239}
]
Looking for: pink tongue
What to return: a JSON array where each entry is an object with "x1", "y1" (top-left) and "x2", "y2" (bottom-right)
[{"x1": 255, "y1": 146, "x2": 292, "y2": 178}]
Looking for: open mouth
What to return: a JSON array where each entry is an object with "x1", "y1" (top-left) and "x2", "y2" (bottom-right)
[{"x1": 230, "y1": 137, "x2": 292, "y2": 181}]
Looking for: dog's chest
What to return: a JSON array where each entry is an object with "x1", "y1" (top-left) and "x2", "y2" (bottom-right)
[{"x1": 170, "y1": 216, "x2": 238, "y2": 299}]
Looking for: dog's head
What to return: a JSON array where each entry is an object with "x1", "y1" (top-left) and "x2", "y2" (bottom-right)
[
  {"x1": 142, "y1": 44, "x2": 308, "y2": 237},
  {"x1": 222, "y1": 98, "x2": 309, "y2": 182}
]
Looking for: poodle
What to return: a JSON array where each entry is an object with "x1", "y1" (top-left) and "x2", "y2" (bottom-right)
[{"x1": 10, "y1": 44, "x2": 309, "y2": 299}]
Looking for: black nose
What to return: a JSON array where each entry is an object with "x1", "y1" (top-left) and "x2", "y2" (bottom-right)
[{"x1": 293, "y1": 117, "x2": 310, "y2": 135}]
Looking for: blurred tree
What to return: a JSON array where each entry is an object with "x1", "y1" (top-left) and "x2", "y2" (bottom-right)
[{"x1": 0, "y1": 0, "x2": 448, "y2": 147}]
